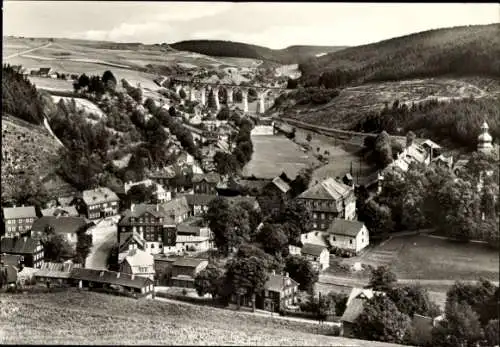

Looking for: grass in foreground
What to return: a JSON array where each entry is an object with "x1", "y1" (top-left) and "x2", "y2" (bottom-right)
[{"x1": 0, "y1": 290, "x2": 404, "y2": 346}]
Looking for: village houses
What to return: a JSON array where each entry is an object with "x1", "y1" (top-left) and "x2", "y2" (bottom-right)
[
  {"x1": 1, "y1": 236, "x2": 44, "y2": 268},
  {"x1": 81, "y1": 187, "x2": 120, "y2": 220},
  {"x1": 119, "y1": 248, "x2": 155, "y2": 281},
  {"x1": 297, "y1": 177, "x2": 356, "y2": 230},
  {"x1": 170, "y1": 257, "x2": 208, "y2": 288},
  {"x1": 300, "y1": 243, "x2": 330, "y2": 271},
  {"x1": 2, "y1": 205, "x2": 37, "y2": 238},
  {"x1": 31, "y1": 216, "x2": 92, "y2": 251},
  {"x1": 327, "y1": 219, "x2": 370, "y2": 254},
  {"x1": 192, "y1": 172, "x2": 221, "y2": 195},
  {"x1": 230, "y1": 271, "x2": 299, "y2": 313}
]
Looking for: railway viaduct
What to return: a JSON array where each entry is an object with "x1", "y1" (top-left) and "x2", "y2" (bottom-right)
[{"x1": 168, "y1": 76, "x2": 291, "y2": 114}]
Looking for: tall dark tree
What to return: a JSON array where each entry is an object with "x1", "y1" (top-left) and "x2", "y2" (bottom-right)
[
  {"x1": 102, "y1": 70, "x2": 117, "y2": 91},
  {"x1": 256, "y1": 223, "x2": 288, "y2": 257},
  {"x1": 285, "y1": 255, "x2": 318, "y2": 293},
  {"x1": 353, "y1": 294, "x2": 411, "y2": 344},
  {"x1": 225, "y1": 256, "x2": 269, "y2": 312},
  {"x1": 369, "y1": 266, "x2": 397, "y2": 291},
  {"x1": 194, "y1": 264, "x2": 225, "y2": 301}
]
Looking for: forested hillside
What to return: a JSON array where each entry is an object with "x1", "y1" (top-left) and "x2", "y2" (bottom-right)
[
  {"x1": 170, "y1": 40, "x2": 346, "y2": 64},
  {"x1": 2, "y1": 64, "x2": 47, "y2": 125},
  {"x1": 298, "y1": 24, "x2": 500, "y2": 88},
  {"x1": 354, "y1": 97, "x2": 500, "y2": 150}
]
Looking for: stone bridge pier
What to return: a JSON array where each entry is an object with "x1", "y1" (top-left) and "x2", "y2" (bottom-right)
[
  {"x1": 226, "y1": 87, "x2": 234, "y2": 105},
  {"x1": 257, "y1": 89, "x2": 269, "y2": 114},
  {"x1": 241, "y1": 88, "x2": 249, "y2": 113}
]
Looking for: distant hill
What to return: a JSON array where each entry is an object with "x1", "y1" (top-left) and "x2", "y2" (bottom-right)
[
  {"x1": 298, "y1": 24, "x2": 500, "y2": 87},
  {"x1": 170, "y1": 40, "x2": 347, "y2": 64}
]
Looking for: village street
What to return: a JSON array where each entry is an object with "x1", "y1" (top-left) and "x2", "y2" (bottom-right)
[{"x1": 85, "y1": 218, "x2": 118, "y2": 270}]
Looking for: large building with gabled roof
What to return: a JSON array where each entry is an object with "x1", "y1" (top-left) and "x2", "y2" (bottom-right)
[{"x1": 297, "y1": 177, "x2": 356, "y2": 230}]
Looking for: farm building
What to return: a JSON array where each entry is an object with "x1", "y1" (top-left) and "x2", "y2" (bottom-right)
[
  {"x1": 170, "y1": 258, "x2": 208, "y2": 288},
  {"x1": 34, "y1": 261, "x2": 81, "y2": 287},
  {"x1": 70, "y1": 268, "x2": 154, "y2": 298},
  {"x1": 326, "y1": 219, "x2": 369, "y2": 254}
]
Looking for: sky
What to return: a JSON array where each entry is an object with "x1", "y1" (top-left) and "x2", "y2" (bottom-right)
[{"x1": 3, "y1": 2, "x2": 499, "y2": 49}]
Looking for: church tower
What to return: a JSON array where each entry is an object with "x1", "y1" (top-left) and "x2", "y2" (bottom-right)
[{"x1": 477, "y1": 121, "x2": 493, "y2": 154}]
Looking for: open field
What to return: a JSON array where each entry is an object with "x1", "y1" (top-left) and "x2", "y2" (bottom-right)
[
  {"x1": 293, "y1": 128, "x2": 375, "y2": 185},
  {"x1": 344, "y1": 234, "x2": 499, "y2": 282},
  {"x1": 3, "y1": 37, "x2": 263, "y2": 73},
  {"x1": 28, "y1": 76, "x2": 74, "y2": 92},
  {"x1": 242, "y1": 134, "x2": 319, "y2": 179},
  {"x1": 1, "y1": 116, "x2": 61, "y2": 200},
  {"x1": 280, "y1": 77, "x2": 496, "y2": 129},
  {"x1": 0, "y1": 290, "x2": 405, "y2": 346},
  {"x1": 51, "y1": 96, "x2": 105, "y2": 118}
]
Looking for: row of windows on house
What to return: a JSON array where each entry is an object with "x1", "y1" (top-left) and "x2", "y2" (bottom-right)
[
  {"x1": 6, "y1": 218, "x2": 35, "y2": 224},
  {"x1": 88, "y1": 202, "x2": 118, "y2": 210},
  {"x1": 5, "y1": 224, "x2": 31, "y2": 232},
  {"x1": 312, "y1": 212, "x2": 337, "y2": 220},
  {"x1": 130, "y1": 217, "x2": 165, "y2": 224},
  {"x1": 303, "y1": 199, "x2": 339, "y2": 209},
  {"x1": 312, "y1": 222, "x2": 329, "y2": 229}
]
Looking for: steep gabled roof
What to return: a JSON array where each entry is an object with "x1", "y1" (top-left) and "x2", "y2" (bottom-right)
[
  {"x1": 182, "y1": 194, "x2": 217, "y2": 206},
  {"x1": 327, "y1": 219, "x2": 365, "y2": 237},
  {"x1": 270, "y1": 176, "x2": 291, "y2": 194},
  {"x1": 341, "y1": 298, "x2": 365, "y2": 323},
  {"x1": 82, "y1": 187, "x2": 119, "y2": 205},
  {"x1": 265, "y1": 273, "x2": 299, "y2": 292},
  {"x1": 172, "y1": 258, "x2": 207, "y2": 268},
  {"x1": 301, "y1": 243, "x2": 327, "y2": 257},
  {"x1": 1, "y1": 237, "x2": 41, "y2": 255},
  {"x1": 192, "y1": 172, "x2": 221, "y2": 184},
  {"x1": 298, "y1": 178, "x2": 352, "y2": 200},
  {"x1": 3, "y1": 206, "x2": 37, "y2": 220},
  {"x1": 122, "y1": 248, "x2": 154, "y2": 268}
]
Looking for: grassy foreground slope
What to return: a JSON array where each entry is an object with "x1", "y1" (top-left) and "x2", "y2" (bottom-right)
[
  {"x1": 171, "y1": 40, "x2": 347, "y2": 64},
  {"x1": 299, "y1": 23, "x2": 500, "y2": 84},
  {"x1": 0, "y1": 290, "x2": 404, "y2": 346}
]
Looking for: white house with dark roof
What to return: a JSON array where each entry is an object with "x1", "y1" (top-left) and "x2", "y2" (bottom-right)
[
  {"x1": 327, "y1": 219, "x2": 369, "y2": 254},
  {"x1": 2, "y1": 205, "x2": 37, "y2": 238},
  {"x1": 297, "y1": 177, "x2": 356, "y2": 230},
  {"x1": 301, "y1": 243, "x2": 329, "y2": 271},
  {"x1": 119, "y1": 248, "x2": 155, "y2": 281},
  {"x1": 82, "y1": 187, "x2": 120, "y2": 220}
]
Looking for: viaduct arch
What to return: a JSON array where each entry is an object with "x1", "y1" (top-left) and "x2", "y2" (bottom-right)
[{"x1": 169, "y1": 76, "x2": 290, "y2": 114}]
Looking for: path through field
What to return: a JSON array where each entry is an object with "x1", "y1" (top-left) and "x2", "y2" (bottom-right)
[{"x1": 3, "y1": 42, "x2": 51, "y2": 59}]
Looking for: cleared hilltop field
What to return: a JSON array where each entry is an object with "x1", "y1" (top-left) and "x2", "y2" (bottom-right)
[{"x1": 0, "y1": 290, "x2": 405, "y2": 346}]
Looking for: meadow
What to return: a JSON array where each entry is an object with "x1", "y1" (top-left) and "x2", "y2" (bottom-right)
[
  {"x1": 242, "y1": 134, "x2": 319, "y2": 179},
  {"x1": 0, "y1": 290, "x2": 405, "y2": 346}
]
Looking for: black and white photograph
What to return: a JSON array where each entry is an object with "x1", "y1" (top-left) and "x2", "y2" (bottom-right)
[{"x1": 1, "y1": 1, "x2": 499, "y2": 346}]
